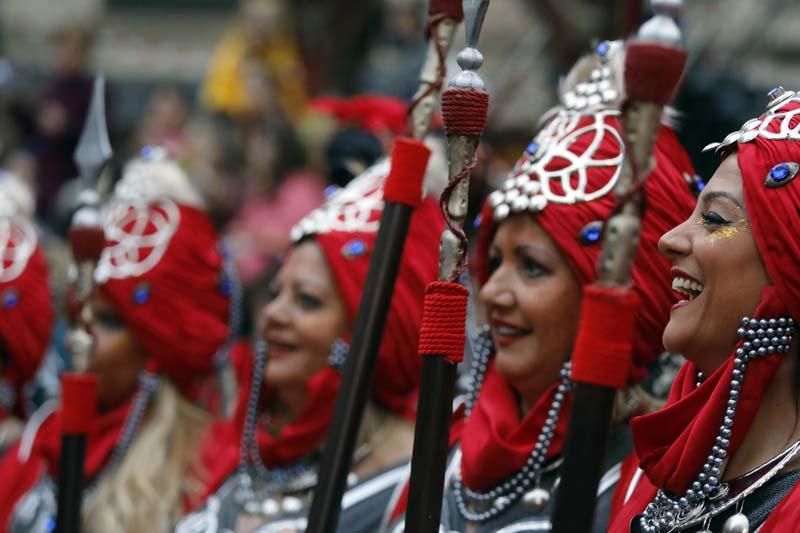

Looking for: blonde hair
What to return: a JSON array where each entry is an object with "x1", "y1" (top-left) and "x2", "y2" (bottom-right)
[
  {"x1": 612, "y1": 384, "x2": 664, "y2": 424},
  {"x1": 83, "y1": 379, "x2": 210, "y2": 532}
]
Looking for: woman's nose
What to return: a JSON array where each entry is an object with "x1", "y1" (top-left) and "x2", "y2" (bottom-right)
[
  {"x1": 479, "y1": 266, "x2": 516, "y2": 309},
  {"x1": 658, "y1": 217, "x2": 693, "y2": 260}
]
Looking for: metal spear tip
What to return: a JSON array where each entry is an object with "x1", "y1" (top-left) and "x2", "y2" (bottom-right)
[
  {"x1": 462, "y1": 0, "x2": 490, "y2": 50},
  {"x1": 74, "y1": 75, "x2": 112, "y2": 194}
]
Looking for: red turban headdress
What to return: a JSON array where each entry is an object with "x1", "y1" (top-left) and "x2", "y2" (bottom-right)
[
  {"x1": 291, "y1": 159, "x2": 445, "y2": 416},
  {"x1": 0, "y1": 172, "x2": 53, "y2": 417},
  {"x1": 95, "y1": 149, "x2": 230, "y2": 394}
]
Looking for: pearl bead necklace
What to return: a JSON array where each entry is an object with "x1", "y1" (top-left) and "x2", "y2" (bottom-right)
[
  {"x1": 454, "y1": 326, "x2": 572, "y2": 523},
  {"x1": 638, "y1": 316, "x2": 796, "y2": 533}
]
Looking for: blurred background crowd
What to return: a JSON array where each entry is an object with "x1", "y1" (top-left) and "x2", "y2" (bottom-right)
[{"x1": 1, "y1": 0, "x2": 799, "y2": 393}]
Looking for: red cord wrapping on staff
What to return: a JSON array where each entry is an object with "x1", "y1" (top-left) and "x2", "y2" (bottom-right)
[
  {"x1": 438, "y1": 87, "x2": 490, "y2": 280},
  {"x1": 441, "y1": 88, "x2": 489, "y2": 138},
  {"x1": 418, "y1": 281, "x2": 469, "y2": 364},
  {"x1": 570, "y1": 285, "x2": 640, "y2": 389}
]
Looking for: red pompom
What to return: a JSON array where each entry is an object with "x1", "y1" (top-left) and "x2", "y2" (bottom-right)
[
  {"x1": 624, "y1": 42, "x2": 688, "y2": 105},
  {"x1": 384, "y1": 138, "x2": 431, "y2": 207}
]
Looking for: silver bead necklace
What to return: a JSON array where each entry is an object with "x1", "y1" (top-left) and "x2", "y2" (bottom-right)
[
  {"x1": 235, "y1": 337, "x2": 349, "y2": 504},
  {"x1": 454, "y1": 325, "x2": 573, "y2": 523},
  {"x1": 638, "y1": 315, "x2": 796, "y2": 533}
]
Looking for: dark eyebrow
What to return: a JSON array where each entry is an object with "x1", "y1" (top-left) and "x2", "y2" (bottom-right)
[{"x1": 701, "y1": 190, "x2": 744, "y2": 210}]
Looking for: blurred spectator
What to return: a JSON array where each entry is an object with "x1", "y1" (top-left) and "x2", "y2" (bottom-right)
[
  {"x1": 182, "y1": 113, "x2": 240, "y2": 228},
  {"x1": 325, "y1": 126, "x2": 384, "y2": 188},
  {"x1": 201, "y1": 0, "x2": 308, "y2": 122},
  {"x1": 133, "y1": 85, "x2": 190, "y2": 160},
  {"x1": 356, "y1": 0, "x2": 427, "y2": 100},
  {"x1": 225, "y1": 116, "x2": 324, "y2": 287},
  {"x1": 33, "y1": 25, "x2": 94, "y2": 223}
]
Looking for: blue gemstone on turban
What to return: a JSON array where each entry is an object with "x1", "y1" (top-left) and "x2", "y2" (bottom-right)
[
  {"x1": 771, "y1": 163, "x2": 790, "y2": 181},
  {"x1": 2, "y1": 289, "x2": 18, "y2": 309},
  {"x1": 579, "y1": 221, "x2": 604, "y2": 245},
  {"x1": 133, "y1": 284, "x2": 150, "y2": 304}
]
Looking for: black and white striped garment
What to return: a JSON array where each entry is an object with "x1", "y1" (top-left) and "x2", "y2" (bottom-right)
[{"x1": 176, "y1": 461, "x2": 408, "y2": 533}]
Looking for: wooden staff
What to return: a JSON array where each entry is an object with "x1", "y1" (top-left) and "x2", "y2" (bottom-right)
[
  {"x1": 405, "y1": 2, "x2": 491, "y2": 531},
  {"x1": 305, "y1": 3, "x2": 463, "y2": 532},
  {"x1": 550, "y1": 2, "x2": 687, "y2": 531},
  {"x1": 55, "y1": 75, "x2": 112, "y2": 533}
]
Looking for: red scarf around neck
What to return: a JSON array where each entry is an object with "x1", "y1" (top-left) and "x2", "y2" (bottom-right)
[
  {"x1": 0, "y1": 394, "x2": 134, "y2": 530},
  {"x1": 198, "y1": 342, "x2": 342, "y2": 500},
  {"x1": 459, "y1": 360, "x2": 572, "y2": 491},
  {"x1": 609, "y1": 288, "x2": 789, "y2": 531}
]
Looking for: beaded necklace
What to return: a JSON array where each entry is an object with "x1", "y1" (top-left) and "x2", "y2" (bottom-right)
[
  {"x1": 453, "y1": 325, "x2": 573, "y2": 523},
  {"x1": 638, "y1": 316, "x2": 796, "y2": 533}
]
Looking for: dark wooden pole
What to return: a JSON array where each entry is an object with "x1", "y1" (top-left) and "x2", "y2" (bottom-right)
[
  {"x1": 305, "y1": 3, "x2": 460, "y2": 530},
  {"x1": 551, "y1": 3, "x2": 687, "y2": 531}
]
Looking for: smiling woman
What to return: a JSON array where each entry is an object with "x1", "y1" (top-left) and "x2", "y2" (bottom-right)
[
  {"x1": 387, "y1": 40, "x2": 699, "y2": 533},
  {"x1": 177, "y1": 156, "x2": 445, "y2": 533},
  {"x1": 480, "y1": 217, "x2": 582, "y2": 411},
  {"x1": 610, "y1": 88, "x2": 800, "y2": 533},
  {"x1": 659, "y1": 154, "x2": 770, "y2": 374},
  {"x1": 260, "y1": 241, "x2": 348, "y2": 417}
]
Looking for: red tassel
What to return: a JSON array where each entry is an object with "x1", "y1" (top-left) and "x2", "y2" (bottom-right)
[
  {"x1": 429, "y1": 0, "x2": 464, "y2": 21},
  {"x1": 441, "y1": 88, "x2": 489, "y2": 138}
]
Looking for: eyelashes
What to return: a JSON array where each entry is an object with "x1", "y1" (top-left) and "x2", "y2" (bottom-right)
[
  {"x1": 698, "y1": 211, "x2": 731, "y2": 226},
  {"x1": 485, "y1": 252, "x2": 548, "y2": 279}
]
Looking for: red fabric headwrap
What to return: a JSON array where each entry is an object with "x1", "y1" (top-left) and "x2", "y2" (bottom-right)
[
  {"x1": 314, "y1": 198, "x2": 444, "y2": 417},
  {"x1": 461, "y1": 112, "x2": 696, "y2": 493},
  {"x1": 610, "y1": 99, "x2": 800, "y2": 531},
  {"x1": 99, "y1": 205, "x2": 230, "y2": 394},
  {"x1": 476, "y1": 119, "x2": 696, "y2": 379},
  {"x1": 0, "y1": 244, "x2": 53, "y2": 416}
]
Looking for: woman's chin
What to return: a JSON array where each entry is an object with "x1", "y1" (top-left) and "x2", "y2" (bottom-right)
[{"x1": 494, "y1": 355, "x2": 555, "y2": 392}]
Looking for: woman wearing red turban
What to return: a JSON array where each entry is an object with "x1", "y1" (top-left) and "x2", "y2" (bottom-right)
[
  {"x1": 609, "y1": 88, "x2": 800, "y2": 532},
  {"x1": 0, "y1": 171, "x2": 53, "y2": 454},
  {"x1": 0, "y1": 147, "x2": 234, "y2": 532},
  {"x1": 177, "y1": 152, "x2": 445, "y2": 532},
  {"x1": 383, "y1": 40, "x2": 698, "y2": 533}
]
